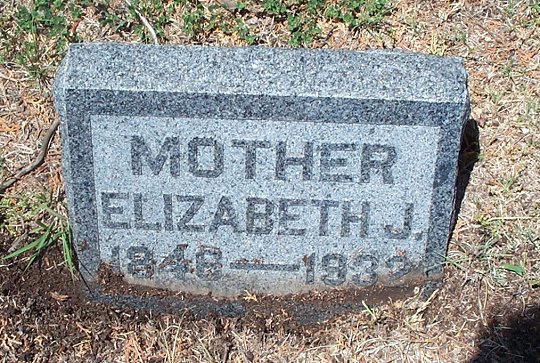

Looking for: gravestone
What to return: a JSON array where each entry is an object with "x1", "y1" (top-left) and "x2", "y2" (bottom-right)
[{"x1": 53, "y1": 43, "x2": 469, "y2": 304}]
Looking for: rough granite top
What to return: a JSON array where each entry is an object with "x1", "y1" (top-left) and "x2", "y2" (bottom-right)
[{"x1": 54, "y1": 43, "x2": 468, "y2": 103}]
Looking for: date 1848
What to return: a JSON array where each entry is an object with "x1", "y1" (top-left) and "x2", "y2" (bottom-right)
[{"x1": 115, "y1": 244, "x2": 411, "y2": 287}]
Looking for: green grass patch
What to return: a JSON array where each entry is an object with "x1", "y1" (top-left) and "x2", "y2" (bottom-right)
[
  {"x1": 499, "y1": 262, "x2": 525, "y2": 277},
  {"x1": 1, "y1": 192, "x2": 75, "y2": 275},
  {"x1": 0, "y1": 0, "x2": 85, "y2": 79},
  {"x1": 325, "y1": 0, "x2": 392, "y2": 29},
  {"x1": 1, "y1": 0, "x2": 395, "y2": 79}
]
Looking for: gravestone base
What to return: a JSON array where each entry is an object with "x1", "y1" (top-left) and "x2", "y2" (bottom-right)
[{"x1": 86, "y1": 263, "x2": 432, "y2": 323}]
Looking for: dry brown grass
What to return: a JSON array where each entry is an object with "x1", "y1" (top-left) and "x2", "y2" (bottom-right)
[{"x1": 1, "y1": 0, "x2": 539, "y2": 362}]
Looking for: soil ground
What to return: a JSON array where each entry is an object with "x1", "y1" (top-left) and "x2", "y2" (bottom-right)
[{"x1": 1, "y1": 0, "x2": 540, "y2": 362}]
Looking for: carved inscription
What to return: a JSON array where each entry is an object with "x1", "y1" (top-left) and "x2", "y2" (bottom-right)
[
  {"x1": 92, "y1": 116, "x2": 440, "y2": 292},
  {"x1": 122, "y1": 244, "x2": 410, "y2": 286},
  {"x1": 130, "y1": 137, "x2": 397, "y2": 183},
  {"x1": 100, "y1": 192, "x2": 413, "y2": 238}
]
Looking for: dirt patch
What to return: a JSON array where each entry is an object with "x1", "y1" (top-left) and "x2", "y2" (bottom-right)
[
  {"x1": 94, "y1": 262, "x2": 428, "y2": 328},
  {"x1": 0, "y1": 234, "x2": 144, "y2": 361}
]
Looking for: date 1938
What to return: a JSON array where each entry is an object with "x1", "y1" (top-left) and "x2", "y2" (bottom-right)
[{"x1": 113, "y1": 244, "x2": 411, "y2": 287}]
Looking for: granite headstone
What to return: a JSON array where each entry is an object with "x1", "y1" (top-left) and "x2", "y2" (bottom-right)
[{"x1": 53, "y1": 43, "x2": 469, "y2": 301}]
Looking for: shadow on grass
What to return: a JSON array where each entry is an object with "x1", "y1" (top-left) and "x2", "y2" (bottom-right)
[
  {"x1": 460, "y1": 119, "x2": 540, "y2": 362},
  {"x1": 470, "y1": 305, "x2": 540, "y2": 363},
  {"x1": 454, "y1": 117, "x2": 481, "y2": 220}
]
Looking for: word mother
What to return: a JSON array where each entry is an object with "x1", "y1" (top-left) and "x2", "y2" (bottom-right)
[{"x1": 131, "y1": 136, "x2": 397, "y2": 183}]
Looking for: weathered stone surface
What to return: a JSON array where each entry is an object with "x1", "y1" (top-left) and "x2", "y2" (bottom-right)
[{"x1": 53, "y1": 43, "x2": 469, "y2": 298}]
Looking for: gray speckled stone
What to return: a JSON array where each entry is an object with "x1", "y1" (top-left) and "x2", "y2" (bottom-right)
[{"x1": 53, "y1": 43, "x2": 469, "y2": 298}]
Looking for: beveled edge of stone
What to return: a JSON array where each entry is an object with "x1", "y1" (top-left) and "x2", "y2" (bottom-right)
[{"x1": 53, "y1": 42, "x2": 468, "y2": 104}]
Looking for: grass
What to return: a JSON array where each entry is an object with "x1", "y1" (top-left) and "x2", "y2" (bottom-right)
[
  {"x1": 0, "y1": 0, "x2": 539, "y2": 361},
  {"x1": 1, "y1": 0, "x2": 83, "y2": 79},
  {"x1": 1, "y1": 192, "x2": 75, "y2": 275},
  {"x1": 1, "y1": 0, "x2": 395, "y2": 77}
]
